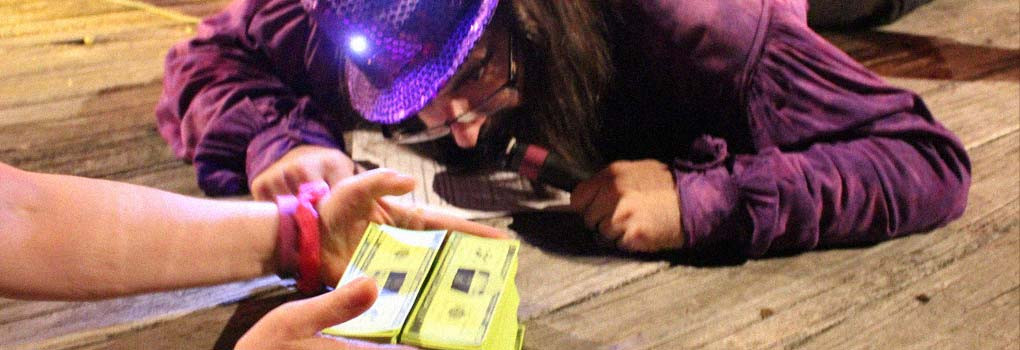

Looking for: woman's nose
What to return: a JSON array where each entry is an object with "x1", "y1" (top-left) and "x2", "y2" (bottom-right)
[
  {"x1": 447, "y1": 98, "x2": 471, "y2": 120},
  {"x1": 450, "y1": 116, "x2": 485, "y2": 148},
  {"x1": 440, "y1": 99, "x2": 483, "y2": 148}
]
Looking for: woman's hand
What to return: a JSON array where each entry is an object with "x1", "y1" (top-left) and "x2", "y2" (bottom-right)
[
  {"x1": 315, "y1": 168, "x2": 508, "y2": 286},
  {"x1": 570, "y1": 159, "x2": 684, "y2": 252},
  {"x1": 235, "y1": 277, "x2": 417, "y2": 350},
  {"x1": 251, "y1": 145, "x2": 357, "y2": 201}
]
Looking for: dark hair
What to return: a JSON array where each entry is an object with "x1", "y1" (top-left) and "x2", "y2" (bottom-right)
[{"x1": 508, "y1": 0, "x2": 613, "y2": 170}]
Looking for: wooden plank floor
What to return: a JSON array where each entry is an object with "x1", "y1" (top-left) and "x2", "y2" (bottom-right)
[{"x1": 0, "y1": 0, "x2": 1017, "y2": 349}]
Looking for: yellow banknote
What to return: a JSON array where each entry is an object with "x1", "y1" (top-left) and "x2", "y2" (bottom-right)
[
  {"x1": 322, "y1": 223, "x2": 447, "y2": 343},
  {"x1": 401, "y1": 232, "x2": 521, "y2": 350},
  {"x1": 322, "y1": 224, "x2": 523, "y2": 349}
]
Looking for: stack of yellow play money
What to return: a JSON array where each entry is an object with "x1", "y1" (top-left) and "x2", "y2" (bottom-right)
[{"x1": 322, "y1": 223, "x2": 524, "y2": 350}]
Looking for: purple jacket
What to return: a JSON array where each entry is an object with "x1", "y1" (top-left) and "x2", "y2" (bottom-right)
[{"x1": 156, "y1": 0, "x2": 970, "y2": 257}]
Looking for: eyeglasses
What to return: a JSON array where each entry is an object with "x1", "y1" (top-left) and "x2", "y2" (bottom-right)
[{"x1": 384, "y1": 34, "x2": 518, "y2": 144}]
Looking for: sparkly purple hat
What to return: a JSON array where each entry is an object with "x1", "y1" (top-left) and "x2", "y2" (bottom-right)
[{"x1": 304, "y1": 0, "x2": 500, "y2": 124}]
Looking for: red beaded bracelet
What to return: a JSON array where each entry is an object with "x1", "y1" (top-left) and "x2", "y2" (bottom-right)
[
  {"x1": 294, "y1": 200, "x2": 321, "y2": 294},
  {"x1": 295, "y1": 181, "x2": 330, "y2": 294},
  {"x1": 275, "y1": 181, "x2": 331, "y2": 294}
]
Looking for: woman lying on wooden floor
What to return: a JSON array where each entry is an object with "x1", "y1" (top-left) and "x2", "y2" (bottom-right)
[{"x1": 158, "y1": 0, "x2": 967, "y2": 257}]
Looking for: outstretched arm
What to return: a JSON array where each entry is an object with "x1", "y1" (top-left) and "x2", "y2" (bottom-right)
[
  {"x1": 0, "y1": 162, "x2": 279, "y2": 300},
  {"x1": 0, "y1": 164, "x2": 506, "y2": 300}
]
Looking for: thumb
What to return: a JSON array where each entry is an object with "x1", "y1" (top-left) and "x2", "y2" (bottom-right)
[{"x1": 293, "y1": 277, "x2": 379, "y2": 334}]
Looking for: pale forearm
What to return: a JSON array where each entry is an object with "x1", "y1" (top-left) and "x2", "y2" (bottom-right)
[{"x1": 0, "y1": 164, "x2": 279, "y2": 300}]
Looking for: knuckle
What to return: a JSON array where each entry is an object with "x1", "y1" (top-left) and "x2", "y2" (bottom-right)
[
  {"x1": 283, "y1": 165, "x2": 311, "y2": 181},
  {"x1": 297, "y1": 157, "x2": 320, "y2": 171},
  {"x1": 316, "y1": 148, "x2": 343, "y2": 163},
  {"x1": 612, "y1": 206, "x2": 634, "y2": 224},
  {"x1": 318, "y1": 150, "x2": 340, "y2": 164},
  {"x1": 252, "y1": 171, "x2": 286, "y2": 197},
  {"x1": 569, "y1": 186, "x2": 593, "y2": 210},
  {"x1": 627, "y1": 227, "x2": 651, "y2": 243},
  {"x1": 252, "y1": 186, "x2": 270, "y2": 200},
  {"x1": 607, "y1": 162, "x2": 628, "y2": 175},
  {"x1": 598, "y1": 220, "x2": 617, "y2": 238},
  {"x1": 250, "y1": 178, "x2": 266, "y2": 192},
  {"x1": 610, "y1": 180, "x2": 625, "y2": 192},
  {"x1": 621, "y1": 229, "x2": 651, "y2": 252}
]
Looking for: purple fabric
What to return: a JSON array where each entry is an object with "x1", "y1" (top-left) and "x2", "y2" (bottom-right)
[{"x1": 155, "y1": 0, "x2": 971, "y2": 257}]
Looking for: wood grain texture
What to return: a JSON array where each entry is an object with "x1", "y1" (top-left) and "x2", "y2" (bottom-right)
[
  {"x1": 795, "y1": 201, "x2": 1019, "y2": 350},
  {"x1": 0, "y1": 0, "x2": 203, "y2": 194},
  {"x1": 129, "y1": 0, "x2": 232, "y2": 19},
  {"x1": 0, "y1": 277, "x2": 285, "y2": 349},
  {"x1": 0, "y1": 0, "x2": 1017, "y2": 349}
]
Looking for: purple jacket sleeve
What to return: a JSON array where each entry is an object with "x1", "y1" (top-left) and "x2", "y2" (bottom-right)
[
  {"x1": 639, "y1": 0, "x2": 971, "y2": 256},
  {"x1": 156, "y1": 0, "x2": 348, "y2": 195}
]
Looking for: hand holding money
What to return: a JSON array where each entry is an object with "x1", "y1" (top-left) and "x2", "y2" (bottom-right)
[
  {"x1": 315, "y1": 168, "x2": 509, "y2": 286},
  {"x1": 236, "y1": 276, "x2": 417, "y2": 350}
]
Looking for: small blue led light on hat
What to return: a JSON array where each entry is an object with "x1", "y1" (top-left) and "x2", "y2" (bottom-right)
[{"x1": 348, "y1": 34, "x2": 368, "y2": 54}]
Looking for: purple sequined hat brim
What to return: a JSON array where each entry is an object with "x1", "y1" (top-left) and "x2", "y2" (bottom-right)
[{"x1": 319, "y1": 0, "x2": 500, "y2": 125}]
